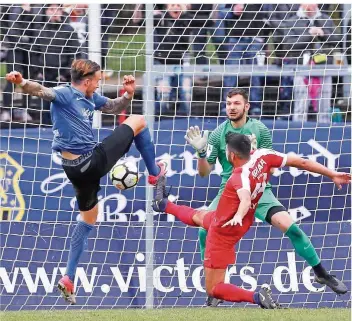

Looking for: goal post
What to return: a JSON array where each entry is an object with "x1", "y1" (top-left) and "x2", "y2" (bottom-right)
[
  {"x1": 0, "y1": 3, "x2": 351, "y2": 311},
  {"x1": 144, "y1": 3, "x2": 155, "y2": 310}
]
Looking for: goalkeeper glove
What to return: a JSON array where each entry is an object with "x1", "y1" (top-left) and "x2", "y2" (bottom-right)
[{"x1": 184, "y1": 126, "x2": 209, "y2": 158}]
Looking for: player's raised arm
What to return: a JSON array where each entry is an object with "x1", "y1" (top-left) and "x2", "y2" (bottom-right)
[
  {"x1": 5, "y1": 71, "x2": 56, "y2": 102},
  {"x1": 285, "y1": 154, "x2": 351, "y2": 190},
  {"x1": 185, "y1": 126, "x2": 213, "y2": 177},
  {"x1": 100, "y1": 75, "x2": 136, "y2": 115}
]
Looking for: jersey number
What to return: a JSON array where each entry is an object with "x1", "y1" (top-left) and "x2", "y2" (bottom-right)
[{"x1": 252, "y1": 173, "x2": 267, "y2": 200}]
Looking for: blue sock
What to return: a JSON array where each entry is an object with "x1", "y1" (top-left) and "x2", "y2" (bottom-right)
[
  {"x1": 65, "y1": 221, "x2": 94, "y2": 281},
  {"x1": 134, "y1": 127, "x2": 159, "y2": 176}
]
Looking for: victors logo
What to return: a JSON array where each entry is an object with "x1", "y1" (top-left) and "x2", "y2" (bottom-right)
[{"x1": 0, "y1": 252, "x2": 325, "y2": 295}]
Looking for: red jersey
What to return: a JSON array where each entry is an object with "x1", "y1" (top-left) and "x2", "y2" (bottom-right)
[
  {"x1": 213, "y1": 148, "x2": 287, "y2": 229},
  {"x1": 204, "y1": 149, "x2": 287, "y2": 269}
]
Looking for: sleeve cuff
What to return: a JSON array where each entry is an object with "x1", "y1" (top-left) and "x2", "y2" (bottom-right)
[
  {"x1": 280, "y1": 154, "x2": 287, "y2": 167},
  {"x1": 123, "y1": 92, "x2": 133, "y2": 100}
]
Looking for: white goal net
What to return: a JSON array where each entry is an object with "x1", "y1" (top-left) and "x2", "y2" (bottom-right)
[{"x1": 0, "y1": 3, "x2": 351, "y2": 311}]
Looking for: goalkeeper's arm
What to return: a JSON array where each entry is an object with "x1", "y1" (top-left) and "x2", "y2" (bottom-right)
[
  {"x1": 5, "y1": 71, "x2": 56, "y2": 102},
  {"x1": 184, "y1": 126, "x2": 213, "y2": 177}
]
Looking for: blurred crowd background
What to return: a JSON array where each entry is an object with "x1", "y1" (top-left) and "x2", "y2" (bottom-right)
[{"x1": 0, "y1": 4, "x2": 350, "y2": 125}]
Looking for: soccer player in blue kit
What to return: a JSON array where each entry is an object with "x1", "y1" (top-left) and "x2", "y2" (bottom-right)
[{"x1": 6, "y1": 59, "x2": 167, "y2": 304}]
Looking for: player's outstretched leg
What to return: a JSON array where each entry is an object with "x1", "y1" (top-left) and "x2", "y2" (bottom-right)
[
  {"x1": 256, "y1": 285, "x2": 278, "y2": 309},
  {"x1": 152, "y1": 175, "x2": 169, "y2": 211},
  {"x1": 57, "y1": 218, "x2": 94, "y2": 305},
  {"x1": 132, "y1": 124, "x2": 167, "y2": 185},
  {"x1": 208, "y1": 277, "x2": 277, "y2": 309},
  {"x1": 206, "y1": 296, "x2": 223, "y2": 307},
  {"x1": 58, "y1": 275, "x2": 76, "y2": 304},
  {"x1": 271, "y1": 212, "x2": 348, "y2": 295},
  {"x1": 314, "y1": 271, "x2": 347, "y2": 294},
  {"x1": 152, "y1": 175, "x2": 203, "y2": 227},
  {"x1": 212, "y1": 283, "x2": 277, "y2": 309}
]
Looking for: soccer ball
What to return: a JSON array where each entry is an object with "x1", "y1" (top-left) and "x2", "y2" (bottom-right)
[{"x1": 110, "y1": 161, "x2": 139, "y2": 190}]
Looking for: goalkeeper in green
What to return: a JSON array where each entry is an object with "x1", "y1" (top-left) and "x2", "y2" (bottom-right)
[{"x1": 185, "y1": 88, "x2": 347, "y2": 306}]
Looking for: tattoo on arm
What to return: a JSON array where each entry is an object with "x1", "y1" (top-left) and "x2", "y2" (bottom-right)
[
  {"x1": 101, "y1": 96, "x2": 131, "y2": 115},
  {"x1": 22, "y1": 80, "x2": 56, "y2": 102}
]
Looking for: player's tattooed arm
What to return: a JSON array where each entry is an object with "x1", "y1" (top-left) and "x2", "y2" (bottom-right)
[
  {"x1": 22, "y1": 81, "x2": 56, "y2": 102},
  {"x1": 101, "y1": 75, "x2": 135, "y2": 115},
  {"x1": 100, "y1": 94, "x2": 132, "y2": 115},
  {"x1": 5, "y1": 71, "x2": 56, "y2": 102}
]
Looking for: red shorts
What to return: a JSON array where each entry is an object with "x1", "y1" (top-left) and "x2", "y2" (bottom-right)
[{"x1": 203, "y1": 223, "x2": 251, "y2": 269}]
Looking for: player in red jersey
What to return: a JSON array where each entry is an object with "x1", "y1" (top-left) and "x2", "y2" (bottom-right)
[{"x1": 153, "y1": 133, "x2": 351, "y2": 308}]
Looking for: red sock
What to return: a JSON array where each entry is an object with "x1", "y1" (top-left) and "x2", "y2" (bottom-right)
[
  {"x1": 212, "y1": 282, "x2": 255, "y2": 303},
  {"x1": 165, "y1": 202, "x2": 198, "y2": 226}
]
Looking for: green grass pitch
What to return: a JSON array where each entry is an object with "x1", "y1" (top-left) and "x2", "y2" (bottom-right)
[{"x1": 1, "y1": 308, "x2": 350, "y2": 321}]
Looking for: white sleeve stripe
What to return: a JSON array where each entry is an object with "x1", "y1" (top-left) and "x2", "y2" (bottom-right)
[
  {"x1": 259, "y1": 149, "x2": 287, "y2": 168},
  {"x1": 237, "y1": 186, "x2": 251, "y2": 193},
  {"x1": 280, "y1": 154, "x2": 287, "y2": 167},
  {"x1": 240, "y1": 167, "x2": 251, "y2": 192}
]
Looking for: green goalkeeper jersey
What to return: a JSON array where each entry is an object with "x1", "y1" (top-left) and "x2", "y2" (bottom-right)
[{"x1": 206, "y1": 117, "x2": 273, "y2": 190}]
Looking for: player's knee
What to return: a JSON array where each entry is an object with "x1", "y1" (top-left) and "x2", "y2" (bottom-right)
[
  {"x1": 123, "y1": 115, "x2": 146, "y2": 136},
  {"x1": 76, "y1": 190, "x2": 99, "y2": 224},
  {"x1": 268, "y1": 208, "x2": 292, "y2": 233},
  {"x1": 79, "y1": 204, "x2": 99, "y2": 225},
  {"x1": 130, "y1": 114, "x2": 146, "y2": 128}
]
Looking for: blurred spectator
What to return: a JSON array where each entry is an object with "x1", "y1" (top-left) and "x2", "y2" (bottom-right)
[
  {"x1": 132, "y1": 4, "x2": 166, "y2": 25},
  {"x1": 265, "y1": 4, "x2": 299, "y2": 58},
  {"x1": 281, "y1": 4, "x2": 343, "y2": 123},
  {"x1": 211, "y1": 4, "x2": 232, "y2": 65},
  {"x1": 1, "y1": 4, "x2": 41, "y2": 122},
  {"x1": 265, "y1": 4, "x2": 299, "y2": 118},
  {"x1": 222, "y1": 4, "x2": 267, "y2": 116},
  {"x1": 188, "y1": 4, "x2": 214, "y2": 65},
  {"x1": 31, "y1": 4, "x2": 80, "y2": 124},
  {"x1": 132, "y1": 4, "x2": 144, "y2": 25},
  {"x1": 154, "y1": 4, "x2": 193, "y2": 115},
  {"x1": 101, "y1": 4, "x2": 116, "y2": 79},
  {"x1": 0, "y1": 5, "x2": 11, "y2": 63},
  {"x1": 63, "y1": 4, "x2": 89, "y2": 59}
]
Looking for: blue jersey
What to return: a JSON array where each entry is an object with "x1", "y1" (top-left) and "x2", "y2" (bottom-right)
[{"x1": 51, "y1": 85, "x2": 108, "y2": 154}]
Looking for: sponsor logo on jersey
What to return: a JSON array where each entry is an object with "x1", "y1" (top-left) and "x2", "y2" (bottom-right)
[{"x1": 82, "y1": 107, "x2": 95, "y2": 119}]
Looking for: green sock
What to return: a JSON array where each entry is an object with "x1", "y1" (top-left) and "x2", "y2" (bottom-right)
[
  {"x1": 285, "y1": 223, "x2": 320, "y2": 267},
  {"x1": 198, "y1": 228, "x2": 207, "y2": 261}
]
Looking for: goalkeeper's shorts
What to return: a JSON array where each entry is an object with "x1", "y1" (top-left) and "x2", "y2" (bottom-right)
[{"x1": 255, "y1": 188, "x2": 285, "y2": 223}]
